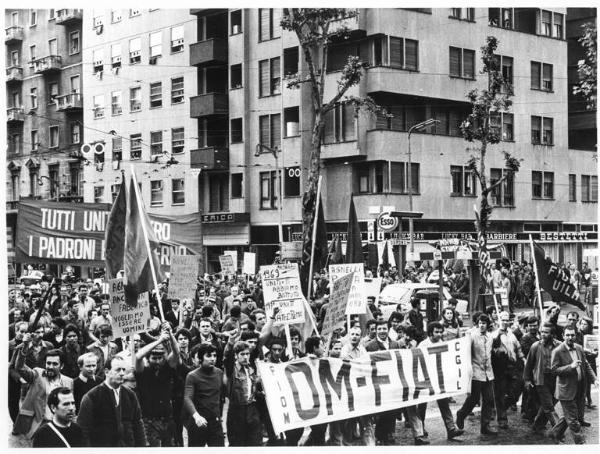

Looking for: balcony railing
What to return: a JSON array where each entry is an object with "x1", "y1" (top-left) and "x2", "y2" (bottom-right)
[
  {"x1": 55, "y1": 9, "x2": 83, "y2": 25},
  {"x1": 56, "y1": 93, "x2": 83, "y2": 112},
  {"x1": 190, "y1": 38, "x2": 228, "y2": 67},
  {"x1": 7, "y1": 107, "x2": 25, "y2": 123},
  {"x1": 6, "y1": 66, "x2": 23, "y2": 82},
  {"x1": 5, "y1": 26, "x2": 24, "y2": 43},
  {"x1": 190, "y1": 93, "x2": 228, "y2": 118},
  {"x1": 190, "y1": 147, "x2": 229, "y2": 170},
  {"x1": 31, "y1": 55, "x2": 63, "y2": 74}
]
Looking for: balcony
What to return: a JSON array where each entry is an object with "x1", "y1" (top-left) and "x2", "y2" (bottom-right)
[
  {"x1": 5, "y1": 26, "x2": 24, "y2": 43},
  {"x1": 190, "y1": 38, "x2": 228, "y2": 67},
  {"x1": 56, "y1": 93, "x2": 83, "y2": 112},
  {"x1": 7, "y1": 107, "x2": 25, "y2": 123},
  {"x1": 190, "y1": 147, "x2": 229, "y2": 170},
  {"x1": 321, "y1": 140, "x2": 364, "y2": 160},
  {"x1": 190, "y1": 93, "x2": 228, "y2": 118},
  {"x1": 329, "y1": 11, "x2": 367, "y2": 40},
  {"x1": 55, "y1": 9, "x2": 83, "y2": 25},
  {"x1": 31, "y1": 55, "x2": 63, "y2": 75},
  {"x1": 6, "y1": 66, "x2": 23, "y2": 83}
]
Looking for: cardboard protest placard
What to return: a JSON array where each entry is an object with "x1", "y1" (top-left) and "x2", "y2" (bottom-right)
[
  {"x1": 321, "y1": 272, "x2": 354, "y2": 337},
  {"x1": 260, "y1": 263, "x2": 305, "y2": 325},
  {"x1": 168, "y1": 255, "x2": 202, "y2": 300},
  {"x1": 584, "y1": 334, "x2": 599, "y2": 353},
  {"x1": 224, "y1": 250, "x2": 238, "y2": 271},
  {"x1": 329, "y1": 263, "x2": 366, "y2": 314},
  {"x1": 219, "y1": 255, "x2": 236, "y2": 275},
  {"x1": 364, "y1": 277, "x2": 383, "y2": 306},
  {"x1": 108, "y1": 278, "x2": 151, "y2": 338},
  {"x1": 243, "y1": 252, "x2": 256, "y2": 275}
]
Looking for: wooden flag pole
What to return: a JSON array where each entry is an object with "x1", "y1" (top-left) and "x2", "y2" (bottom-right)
[
  {"x1": 284, "y1": 323, "x2": 293, "y2": 359},
  {"x1": 130, "y1": 167, "x2": 165, "y2": 321},
  {"x1": 529, "y1": 234, "x2": 545, "y2": 318},
  {"x1": 307, "y1": 175, "x2": 323, "y2": 301}
]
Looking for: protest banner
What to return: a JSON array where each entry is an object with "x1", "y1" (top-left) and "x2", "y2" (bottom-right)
[
  {"x1": 583, "y1": 334, "x2": 599, "y2": 352},
  {"x1": 364, "y1": 277, "x2": 383, "y2": 306},
  {"x1": 243, "y1": 252, "x2": 256, "y2": 275},
  {"x1": 329, "y1": 263, "x2": 366, "y2": 314},
  {"x1": 257, "y1": 337, "x2": 472, "y2": 433},
  {"x1": 219, "y1": 255, "x2": 236, "y2": 275},
  {"x1": 168, "y1": 255, "x2": 202, "y2": 300},
  {"x1": 224, "y1": 250, "x2": 238, "y2": 271},
  {"x1": 321, "y1": 272, "x2": 354, "y2": 337},
  {"x1": 260, "y1": 263, "x2": 305, "y2": 325},
  {"x1": 108, "y1": 278, "x2": 151, "y2": 338}
]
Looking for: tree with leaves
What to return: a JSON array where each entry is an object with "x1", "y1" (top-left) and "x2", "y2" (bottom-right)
[
  {"x1": 573, "y1": 22, "x2": 597, "y2": 111},
  {"x1": 460, "y1": 36, "x2": 521, "y2": 298},
  {"x1": 281, "y1": 9, "x2": 380, "y2": 294}
]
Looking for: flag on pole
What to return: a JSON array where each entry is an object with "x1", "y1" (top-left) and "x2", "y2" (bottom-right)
[
  {"x1": 329, "y1": 234, "x2": 343, "y2": 265},
  {"x1": 104, "y1": 177, "x2": 127, "y2": 279},
  {"x1": 312, "y1": 195, "x2": 329, "y2": 273},
  {"x1": 345, "y1": 195, "x2": 363, "y2": 264},
  {"x1": 124, "y1": 177, "x2": 164, "y2": 306},
  {"x1": 380, "y1": 240, "x2": 390, "y2": 270},
  {"x1": 532, "y1": 241, "x2": 586, "y2": 311}
]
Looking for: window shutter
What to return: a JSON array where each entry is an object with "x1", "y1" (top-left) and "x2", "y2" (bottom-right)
[
  {"x1": 531, "y1": 61, "x2": 541, "y2": 89},
  {"x1": 272, "y1": 8, "x2": 281, "y2": 38},
  {"x1": 259, "y1": 9, "x2": 270, "y2": 41},
  {"x1": 592, "y1": 176, "x2": 598, "y2": 201},
  {"x1": 271, "y1": 114, "x2": 281, "y2": 148},
  {"x1": 404, "y1": 39, "x2": 418, "y2": 70},
  {"x1": 390, "y1": 106, "x2": 405, "y2": 131},
  {"x1": 542, "y1": 63, "x2": 552, "y2": 90},
  {"x1": 449, "y1": 47, "x2": 461, "y2": 76},
  {"x1": 463, "y1": 49, "x2": 474, "y2": 78},
  {"x1": 434, "y1": 109, "x2": 449, "y2": 135},
  {"x1": 389, "y1": 37, "x2": 403, "y2": 68},
  {"x1": 342, "y1": 103, "x2": 355, "y2": 141},
  {"x1": 390, "y1": 162, "x2": 405, "y2": 193},
  {"x1": 411, "y1": 163, "x2": 419, "y2": 193},
  {"x1": 324, "y1": 109, "x2": 335, "y2": 143},
  {"x1": 375, "y1": 110, "x2": 389, "y2": 129},
  {"x1": 270, "y1": 57, "x2": 280, "y2": 94},
  {"x1": 259, "y1": 60, "x2": 269, "y2": 96},
  {"x1": 259, "y1": 115, "x2": 269, "y2": 146}
]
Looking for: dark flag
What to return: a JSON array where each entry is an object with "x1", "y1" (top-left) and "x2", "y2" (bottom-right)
[
  {"x1": 345, "y1": 194, "x2": 363, "y2": 264},
  {"x1": 124, "y1": 178, "x2": 163, "y2": 306},
  {"x1": 312, "y1": 195, "x2": 328, "y2": 273},
  {"x1": 104, "y1": 177, "x2": 127, "y2": 279},
  {"x1": 329, "y1": 234, "x2": 343, "y2": 265},
  {"x1": 533, "y1": 241, "x2": 586, "y2": 311},
  {"x1": 380, "y1": 240, "x2": 390, "y2": 271}
]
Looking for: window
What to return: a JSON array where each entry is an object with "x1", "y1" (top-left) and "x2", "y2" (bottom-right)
[
  {"x1": 150, "y1": 131, "x2": 163, "y2": 156},
  {"x1": 49, "y1": 126, "x2": 59, "y2": 148},
  {"x1": 208, "y1": 174, "x2": 229, "y2": 212},
  {"x1": 112, "y1": 137, "x2": 122, "y2": 161},
  {"x1": 11, "y1": 51, "x2": 19, "y2": 67},
  {"x1": 532, "y1": 171, "x2": 554, "y2": 199},
  {"x1": 171, "y1": 26, "x2": 184, "y2": 53},
  {"x1": 284, "y1": 107, "x2": 300, "y2": 137},
  {"x1": 12, "y1": 91, "x2": 21, "y2": 108},
  {"x1": 171, "y1": 127, "x2": 184, "y2": 154},
  {"x1": 569, "y1": 174, "x2": 577, "y2": 202},
  {"x1": 130, "y1": 86, "x2": 141, "y2": 112},
  {"x1": 259, "y1": 57, "x2": 281, "y2": 96},
  {"x1": 111, "y1": 10, "x2": 122, "y2": 23},
  {"x1": 29, "y1": 169, "x2": 39, "y2": 197},
  {"x1": 231, "y1": 10, "x2": 242, "y2": 34},
  {"x1": 260, "y1": 170, "x2": 280, "y2": 209},
  {"x1": 259, "y1": 114, "x2": 281, "y2": 149},
  {"x1": 488, "y1": 8, "x2": 514, "y2": 28},
  {"x1": 48, "y1": 82, "x2": 58, "y2": 103},
  {"x1": 30, "y1": 9, "x2": 37, "y2": 26},
  {"x1": 451, "y1": 166, "x2": 477, "y2": 196},
  {"x1": 449, "y1": 47, "x2": 475, "y2": 79},
  {"x1": 92, "y1": 49, "x2": 104, "y2": 74},
  {"x1": 70, "y1": 75, "x2": 80, "y2": 94},
  {"x1": 231, "y1": 118, "x2": 243, "y2": 143},
  {"x1": 171, "y1": 77, "x2": 184, "y2": 103},
  {"x1": 10, "y1": 134, "x2": 22, "y2": 155},
  {"x1": 69, "y1": 31, "x2": 80, "y2": 54},
  {"x1": 31, "y1": 130, "x2": 39, "y2": 151},
  {"x1": 11, "y1": 11, "x2": 19, "y2": 27},
  {"x1": 70, "y1": 122, "x2": 80, "y2": 144},
  {"x1": 495, "y1": 55, "x2": 514, "y2": 88},
  {"x1": 11, "y1": 172, "x2": 20, "y2": 200},
  {"x1": 581, "y1": 175, "x2": 598, "y2": 202},
  {"x1": 450, "y1": 8, "x2": 462, "y2": 19},
  {"x1": 150, "y1": 180, "x2": 163, "y2": 206},
  {"x1": 150, "y1": 32, "x2": 162, "y2": 58},
  {"x1": 450, "y1": 8, "x2": 475, "y2": 21},
  {"x1": 389, "y1": 37, "x2": 419, "y2": 71},
  {"x1": 130, "y1": 133, "x2": 142, "y2": 159},
  {"x1": 150, "y1": 82, "x2": 162, "y2": 108},
  {"x1": 172, "y1": 178, "x2": 185, "y2": 204},
  {"x1": 490, "y1": 168, "x2": 514, "y2": 206},
  {"x1": 284, "y1": 166, "x2": 301, "y2": 196},
  {"x1": 111, "y1": 91, "x2": 122, "y2": 115},
  {"x1": 48, "y1": 165, "x2": 59, "y2": 199},
  {"x1": 553, "y1": 13, "x2": 563, "y2": 39},
  {"x1": 490, "y1": 112, "x2": 514, "y2": 141},
  {"x1": 231, "y1": 173, "x2": 243, "y2": 198},
  {"x1": 324, "y1": 103, "x2": 356, "y2": 143},
  {"x1": 94, "y1": 186, "x2": 104, "y2": 203},
  {"x1": 111, "y1": 184, "x2": 120, "y2": 202},
  {"x1": 129, "y1": 9, "x2": 141, "y2": 17},
  {"x1": 531, "y1": 61, "x2": 553, "y2": 91},
  {"x1": 283, "y1": 46, "x2": 299, "y2": 76},
  {"x1": 29, "y1": 45, "x2": 37, "y2": 63},
  {"x1": 259, "y1": 8, "x2": 281, "y2": 41},
  {"x1": 129, "y1": 38, "x2": 141, "y2": 64},
  {"x1": 30, "y1": 87, "x2": 38, "y2": 109},
  {"x1": 531, "y1": 116, "x2": 553, "y2": 145},
  {"x1": 69, "y1": 164, "x2": 82, "y2": 196},
  {"x1": 111, "y1": 43, "x2": 122, "y2": 69},
  {"x1": 48, "y1": 38, "x2": 57, "y2": 55},
  {"x1": 389, "y1": 162, "x2": 420, "y2": 194},
  {"x1": 358, "y1": 166, "x2": 369, "y2": 193},
  {"x1": 231, "y1": 64, "x2": 242, "y2": 89}
]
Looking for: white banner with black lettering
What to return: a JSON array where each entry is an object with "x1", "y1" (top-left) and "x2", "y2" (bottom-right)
[{"x1": 257, "y1": 337, "x2": 472, "y2": 433}]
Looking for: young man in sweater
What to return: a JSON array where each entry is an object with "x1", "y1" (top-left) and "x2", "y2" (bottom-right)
[{"x1": 32, "y1": 387, "x2": 83, "y2": 447}]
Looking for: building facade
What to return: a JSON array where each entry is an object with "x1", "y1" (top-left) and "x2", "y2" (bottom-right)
[{"x1": 5, "y1": 8, "x2": 84, "y2": 276}]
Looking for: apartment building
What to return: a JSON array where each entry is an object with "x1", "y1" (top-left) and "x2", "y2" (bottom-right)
[
  {"x1": 5, "y1": 8, "x2": 84, "y2": 275},
  {"x1": 81, "y1": 9, "x2": 199, "y2": 216},
  {"x1": 190, "y1": 8, "x2": 597, "y2": 271}
]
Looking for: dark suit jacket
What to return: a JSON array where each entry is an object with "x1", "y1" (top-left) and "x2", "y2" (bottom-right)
[
  {"x1": 365, "y1": 338, "x2": 401, "y2": 352},
  {"x1": 77, "y1": 383, "x2": 147, "y2": 447},
  {"x1": 551, "y1": 342, "x2": 596, "y2": 401}
]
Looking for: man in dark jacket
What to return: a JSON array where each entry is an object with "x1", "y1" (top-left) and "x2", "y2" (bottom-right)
[
  {"x1": 77, "y1": 356, "x2": 147, "y2": 447},
  {"x1": 405, "y1": 297, "x2": 425, "y2": 343},
  {"x1": 32, "y1": 387, "x2": 83, "y2": 447}
]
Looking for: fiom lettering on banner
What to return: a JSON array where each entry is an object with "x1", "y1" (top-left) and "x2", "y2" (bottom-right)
[
  {"x1": 169, "y1": 255, "x2": 202, "y2": 301},
  {"x1": 260, "y1": 263, "x2": 305, "y2": 325},
  {"x1": 329, "y1": 263, "x2": 366, "y2": 315},
  {"x1": 108, "y1": 278, "x2": 151, "y2": 338},
  {"x1": 257, "y1": 337, "x2": 472, "y2": 433},
  {"x1": 321, "y1": 272, "x2": 354, "y2": 337}
]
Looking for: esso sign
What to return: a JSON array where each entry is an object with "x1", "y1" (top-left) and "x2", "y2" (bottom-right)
[{"x1": 377, "y1": 212, "x2": 398, "y2": 232}]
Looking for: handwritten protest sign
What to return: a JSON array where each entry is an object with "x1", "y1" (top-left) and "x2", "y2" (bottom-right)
[
  {"x1": 219, "y1": 255, "x2": 236, "y2": 275},
  {"x1": 243, "y1": 252, "x2": 256, "y2": 275},
  {"x1": 364, "y1": 277, "x2": 383, "y2": 306},
  {"x1": 260, "y1": 263, "x2": 305, "y2": 325},
  {"x1": 321, "y1": 272, "x2": 354, "y2": 337},
  {"x1": 329, "y1": 263, "x2": 366, "y2": 314},
  {"x1": 168, "y1": 255, "x2": 202, "y2": 300},
  {"x1": 584, "y1": 334, "x2": 599, "y2": 353},
  {"x1": 108, "y1": 278, "x2": 151, "y2": 338},
  {"x1": 224, "y1": 250, "x2": 238, "y2": 271}
]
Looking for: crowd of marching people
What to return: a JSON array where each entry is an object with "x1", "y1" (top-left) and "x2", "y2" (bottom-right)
[{"x1": 7, "y1": 258, "x2": 598, "y2": 447}]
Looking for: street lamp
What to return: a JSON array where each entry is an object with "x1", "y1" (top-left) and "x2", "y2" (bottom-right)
[
  {"x1": 407, "y1": 118, "x2": 439, "y2": 256},
  {"x1": 255, "y1": 144, "x2": 284, "y2": 251}
]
